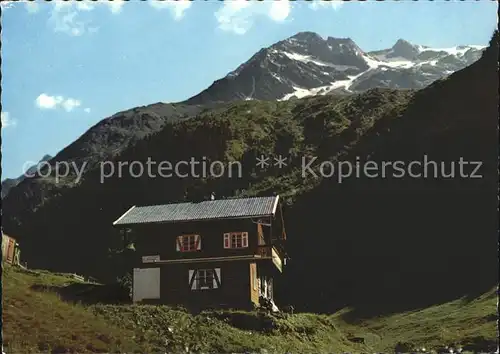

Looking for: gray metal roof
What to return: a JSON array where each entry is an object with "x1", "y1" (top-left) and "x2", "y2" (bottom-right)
[{"x1": 113, "y1": 195, "x2": 279, "y2": 226}]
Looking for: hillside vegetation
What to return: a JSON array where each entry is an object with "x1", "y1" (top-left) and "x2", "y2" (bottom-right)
[
  {"x1": 2, "y1": 32, "x2": 498, "y2": 315},
  {"x1": 2, "y1": 265, "x2": 497, "y2": 353}
]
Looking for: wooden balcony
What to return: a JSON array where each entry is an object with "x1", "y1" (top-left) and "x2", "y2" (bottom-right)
[
  {"x1": 256, "y1": 246, "x2": 272, "y2": 258},
  {"x1": 255, "y1": 246, "x2": 283, "y2": 272}
]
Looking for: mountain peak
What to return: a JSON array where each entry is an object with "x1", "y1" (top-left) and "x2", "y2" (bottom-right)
[
  {"x1": 40, "y1": 154, "x2": 53, "y2": 162},
  {"x1": 393, "y1": 39, "x2": 413, "y2": 46},
  {"x1": 289, "y1": 31, "x2": 324, "y2": 41},
  {"x1": 327, "y1": 36, "x2": 355, "y2": 43},
  {"x1": 326, "y1": 36, "x2": 360, "y2": 51},
  {"x1": 389, "y1": 39, "x2": 420, "y2": 59}
]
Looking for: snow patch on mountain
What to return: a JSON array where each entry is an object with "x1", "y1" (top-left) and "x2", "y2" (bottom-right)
[
  {"x1": 277, "y1": 42, "x2": 486, "y2": 100},
  {"x1": 424, "y1": 45, "x2": 485, "y2": 56},
  {"x1": 282, "y1": 52, "x2": 329, "y2": 67},
  {"x1": 279, "y1": 72, "x2": 364, "y2": 101}
]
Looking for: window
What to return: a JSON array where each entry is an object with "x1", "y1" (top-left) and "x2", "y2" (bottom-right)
[
  {"x1": 189, "y1": 268, "x2": 221, "y2": 290},
  {"x1": 223, "y1": 232, "x2": 248, "y2": 249},
  {"x1": 196, "y1": 269, "x2": 214, "y2": 289},
  {"x1": 176, "y1": 234, "x2": 201, "y2": 252}
]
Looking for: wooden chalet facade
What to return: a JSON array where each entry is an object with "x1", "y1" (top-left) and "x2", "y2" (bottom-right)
[{"x1": 112, "y1": 195, "x2": 287, "y2": 310}]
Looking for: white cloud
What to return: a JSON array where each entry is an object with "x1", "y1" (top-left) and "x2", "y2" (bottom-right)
[
  {"x1": 61, "y1": 98, "x2": 82, "y2": 112},
  {"x1": 309, "y1": 0, "x2": 344, "y2": 11},
  {"x1": 0, "y1": 1, "x2": 16, "y2": 10},
  {"x1": 51, "y1": 0, "x2": 124, "y2": 13},
  {"x1": 215, "y1": 0, "x2": 292, "y2": 35},
  {"x1": 149, "y1": 0, "x2": 192, "y2": 20},
  {"x1": 35, "y1": 94, "x2": 83, "y2": 113},
  {"x1": 1, "y1": 112, "x2": 17, "y2": 129},
  {"x1": 49, "y1": 4, "x2": 88, "y2": 36},
  {"x1": 108, "y1": 1, "x2": 125, "y2": 14},
  {"x1": 269, "y1": 0, "x2": 291, "y2": 22},
  {"x1": 76, "y1": 2, "x2": 95, "y2": 11},
  {"x1": 48, "y1": 0, "x2": 125, "y2": 36},
  {"x1": 25, "y1": 1, "x2": 40, "y2": 13},
  {"x1": 35, "y1": 94, "x2": 64, "y2": 109},
  {"x1": 84, "y1": 108, "x2": 91, "y2": 113}
]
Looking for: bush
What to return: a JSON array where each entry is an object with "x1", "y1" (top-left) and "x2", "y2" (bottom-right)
[{"x1": 116, "y1": 272, "x2": 132, "y2": 300}]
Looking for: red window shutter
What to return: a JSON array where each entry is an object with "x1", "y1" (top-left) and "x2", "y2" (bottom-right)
[{"x1": 223, "y1": 233, "x2": 230, "y2": 248}]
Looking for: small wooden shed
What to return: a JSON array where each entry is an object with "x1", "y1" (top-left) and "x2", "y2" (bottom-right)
[{"x1": 2, "y1": 233, "x2": 21, "y2": 265}]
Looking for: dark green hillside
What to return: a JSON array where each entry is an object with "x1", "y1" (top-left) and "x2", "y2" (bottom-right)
[
  {"x1": 282, "y1": 32, "x2": 498, "y2": 314},
  {"x1": 2, "y1": 32, "x2": 497, "y2": 314},
  {"x1": 2, "y1": 102, "x2": 210, "y2": 227}
]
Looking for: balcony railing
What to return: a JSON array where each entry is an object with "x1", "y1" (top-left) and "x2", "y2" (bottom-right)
[{"x1": 256, "y1": 246, "x2": 272, "y2": 258}]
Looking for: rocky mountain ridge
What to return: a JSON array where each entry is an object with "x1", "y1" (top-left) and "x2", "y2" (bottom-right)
[
  {"x1": 1, "y1": 154, "x2": 53, "y2": 199},
  {"x1": 186, "y1": 31, "x2": 485, "y2": 103}
]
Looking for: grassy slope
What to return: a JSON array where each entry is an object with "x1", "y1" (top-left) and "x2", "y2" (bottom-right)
[
  {"x1": 1, "y1": 266, "x2": 143, "y2": 353},
  {"x1": 2, "y1": 264, "x2": 497, "y2": 353}
]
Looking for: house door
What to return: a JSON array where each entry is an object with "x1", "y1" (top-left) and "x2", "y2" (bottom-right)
[
  {"x1": 268, "y1": 278, "x2": 274, "y2": 300},
  {"x1": 133, "y1": 268, "x2": 160, "y2": 302},
  {"x1": 259, "y1": 275, "x2": 274, "y2": 300}
]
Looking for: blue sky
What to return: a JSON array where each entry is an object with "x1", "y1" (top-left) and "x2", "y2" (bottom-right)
[{"x1": 1, "y1": 0, "x2": 497, "y2": 180}]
